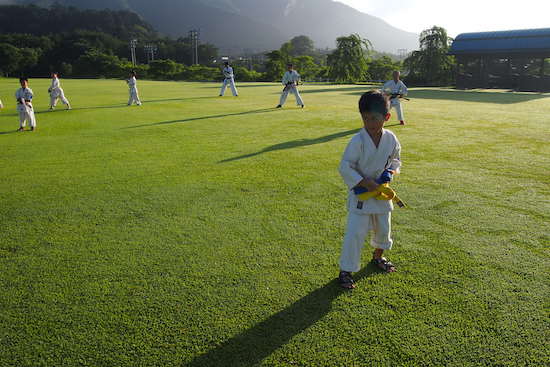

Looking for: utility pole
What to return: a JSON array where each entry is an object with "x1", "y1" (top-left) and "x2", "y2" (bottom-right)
[
  {"x1": 129, "y1": 39, "x2": 138, "y2": 66},
  {"x1": 188, "y1": 29, "x2": 200, "y2": 65},
  {"x1": 144, "y1": 44, "x2": 158, "y2": 63}
]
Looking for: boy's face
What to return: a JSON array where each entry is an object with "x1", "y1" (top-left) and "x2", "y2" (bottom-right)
[
  {"x1": 20, "y1": 80, "x2": 28, "y2": 88},
  {"x1": 361, "y1": 111, "x2": 390, "y2": 135}
]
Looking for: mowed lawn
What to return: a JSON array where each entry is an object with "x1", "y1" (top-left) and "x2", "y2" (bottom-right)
[{"x1": 0, "y1": 78, "x2": 549, "y2": 367}]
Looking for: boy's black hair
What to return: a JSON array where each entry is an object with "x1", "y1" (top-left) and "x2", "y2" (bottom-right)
[
  {"x1": 358, "y1": 90, "x2": 389, "y2": 116},
  {"x1": 19, "y1": 77, "x2": 28, "y2": 82}
]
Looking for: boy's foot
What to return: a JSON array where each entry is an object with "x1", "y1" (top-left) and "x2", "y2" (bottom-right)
[
  {"x1": 372, "y1": 257, "x2": 396, "y2": 273},
  {"x1": 276, "y1": 105, "x2": 282, "y2": 108},
  {"x1": 301, "y1": 105, "x2": 305, "y2": 108},
  {"x1": 400, "y1": 120, "x2": 406, "y2": 125},
  {"x1": 30, "y1": 127, "x2": 35, "y2": 132},
  {"x1": 338, "y1": 271, "x2": 356, "y2": 289},
  {"x1": 219, "y1": 95, "x2": 223, "y2": 97},
  {"x1": 17, "y1": 127, "x2": 24, "y2": 132}
]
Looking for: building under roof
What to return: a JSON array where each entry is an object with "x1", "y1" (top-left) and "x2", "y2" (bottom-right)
[{"x1": 449, "y1": 28, "x2": 550, "y2": 92}]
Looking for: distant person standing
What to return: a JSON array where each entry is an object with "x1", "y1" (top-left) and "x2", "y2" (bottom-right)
[
  {"x1": 381, "y1": 71, "x2": 408, "y2": 125},
  {"x1": 127, "y1": 71, "x2": 142, "y2": 106},
  {"x1": 48, "y1": 72, "x2": 71, "y2": 110},
  {"x1": 0, "y1": 98, "x2": 3, "y2": 109},
  {"x1": 16, "y1": 77, "x2": 37, "y2": 132},
  {"x1": 276, "y1": 63, "x2": 304, "y2": 108},
  {"x1": 219, "y1": 61, "x2": 238, "y2": 97}
]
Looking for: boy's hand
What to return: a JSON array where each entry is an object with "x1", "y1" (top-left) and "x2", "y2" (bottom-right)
[{"x1": 376, "y1": 169, "x2": 394, "y2": 185}]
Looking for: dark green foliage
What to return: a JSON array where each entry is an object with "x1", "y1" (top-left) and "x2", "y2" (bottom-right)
[
  {"x1": 368, "y1": 56, "x2": 403, "y2": 82},
  {"x1": 327, "y1": 34, "x2": 371, "y2": 83},
  {"x1": 404, "y1": 26, "x2": 457, "y2": 86},
  {"x1": 0, "y1": 4, "x2": 219, "y2": 80}
]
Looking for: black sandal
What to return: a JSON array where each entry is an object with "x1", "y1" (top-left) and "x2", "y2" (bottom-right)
[
  {"x1": 338, "y1": 271, "x2": 356, "y2": 289},
  {"x1": 372, "y1": 257, "x2": 396, "y2": 273}
]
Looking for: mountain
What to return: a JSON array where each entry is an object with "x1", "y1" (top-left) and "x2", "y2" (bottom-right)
[{"x1": 9, "y1": 0, "x2": 419, "y2": 54}]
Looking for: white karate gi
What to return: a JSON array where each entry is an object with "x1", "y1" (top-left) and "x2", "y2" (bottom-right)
[
  {"x1": 381, "y1": 80, "x2": 408, "y2": 122},
  {"x1": 219, "y1": 66, "x2": 238, "y2": 96},
  {"x1": 338, "y1": 128, "x2": 402, "y2": 272},
  {"x1": 279, "y1": 70, "x2": 304, "y2": 107},
  {"x1": 127, "y1": 76, "x2": 141, "y2": 105},
  {"x1": 49, "y1": 77, "x2": 70, "y2": 108},
  {"x1": 0, "y1": 99, "x2": 3, "y2": 109},
  {"x1": 15, "y1": 87, "x2": 36, "y2": 129}
]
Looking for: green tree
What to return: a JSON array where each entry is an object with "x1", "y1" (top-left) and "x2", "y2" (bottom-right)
[
  {"x1": 149, "y1": 59, "x2": 184, "y2": 79},
  {"x1": 327, "y1": 34, "x2": 372, "y2": 83},
  {"x1": 0, "y1": 43, "x2": 21, "y2": 76},
  {"x1": 264, "y1": 50, "x2": 286, "y2": 81},
  {"x1": 292, "y1": 55, "x2": 320, "y2": 81},
  {"x1": 289, "y1": 35, "x2": 315, "y2": 57},
  {"x1": 368, "y1": 56, "x2": 401, "y2": 81},
  {"x1": 404, "y1": 26, "x2": 456, "y2": 85}
]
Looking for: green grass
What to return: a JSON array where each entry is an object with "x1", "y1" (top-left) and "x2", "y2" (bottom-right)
[{"x1": 0, "y1": 78, "x2": 549, "y2": 367}]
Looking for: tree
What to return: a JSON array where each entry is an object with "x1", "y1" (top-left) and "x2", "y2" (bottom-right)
[
  {"x1": 404, "y1": 26, "x2": 456, "y2": 85},
  {"x1": 327, "y1": 34, "x2": 372, "y2": 83},
  {"x1": 264, "y1": 50, "x2": 286, "y2": 81},
  {"x1": 289, "y1": 35, "x2": 315, "y2": 57},
  {"x1": 149, "y1": 59, "x2": 184, "y2": 79},
  {"x1": 0, "y1": 43, "x2": 21, "y2": 76},
  {"x1": 368, "y1": 56, "x2": 401, "y2": 82},
  {"x1": 292, "y1": 55, "x2": 320, "y2": 81}
]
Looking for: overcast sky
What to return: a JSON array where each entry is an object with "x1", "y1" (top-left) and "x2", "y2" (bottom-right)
[{"x1": 336, "y1": 0, "x2": 550, "y2": 37}]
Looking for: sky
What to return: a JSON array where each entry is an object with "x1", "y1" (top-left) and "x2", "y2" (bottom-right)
[{"x1": 336, "y1": 0, "x2": 550, "y2": 37}]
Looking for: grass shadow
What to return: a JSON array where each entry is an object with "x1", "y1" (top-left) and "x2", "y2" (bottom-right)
[
  {"x1": 124, "y1": 108, "x2": 279, "y2": 129},
  {"x1": 185, "y1": 265, "x2": 378, "y2": 367},
  {"x1": 220, "y1": 129, "x2": 360, "y2": 163},
  {"x1": 300, "y1": 85, "x2": 377, "y2": 94},
  {"x1": 346, "y1": 88, "x2": 550, "y2": 104}
]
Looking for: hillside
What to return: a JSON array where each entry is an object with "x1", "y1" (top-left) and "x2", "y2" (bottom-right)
[{"x1": 11, "y1": 0, "x2": 419, "y2": 54}]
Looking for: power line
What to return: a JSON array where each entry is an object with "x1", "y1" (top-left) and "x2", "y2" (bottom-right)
[{"x1": 189, "y1": 29, "x2": 200, "y2": 65}]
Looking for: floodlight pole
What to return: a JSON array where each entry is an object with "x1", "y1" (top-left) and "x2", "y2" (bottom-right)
[
  {"x1": 130, "y1": 39, "x2": 138, "y2": 66},
  {"x1": 189, "y1": 29, "x2": 200, "y2": 65}
]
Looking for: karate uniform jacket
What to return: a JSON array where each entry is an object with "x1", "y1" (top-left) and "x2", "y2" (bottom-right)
[
  {"x1": 339, "y1": 128, "x2": 401, "y2": 214},
  {"x1": 282, "y1": 70, "x2": 300, "y2": 86}
]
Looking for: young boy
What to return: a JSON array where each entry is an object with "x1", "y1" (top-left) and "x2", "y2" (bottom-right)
[
  {"x1": 16, "y1": 77, "x2": 37, "y2": 132},
  {"x1": 219, "y1": 61, "x2": 238, "y2": 97},
  {"x1": 338, "y1": 91, "x2": 402, "y2": 289},
  {"x1": 48, "y1": 72, "x2": 71, "y2": 110},
  {"x1": 276, "y1": 63, "x2": 304, "y2": 108},
  {"x1": 127, "y1": 71, "x2": 142, "y2": 106},
  {"x1": 381, "y1": 70, "x2": 408, "y2": 125}
]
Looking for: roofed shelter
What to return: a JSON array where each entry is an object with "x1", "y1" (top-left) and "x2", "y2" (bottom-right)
[{"x1": 449, "y1": 28, "x2": 550, "y2": 92}]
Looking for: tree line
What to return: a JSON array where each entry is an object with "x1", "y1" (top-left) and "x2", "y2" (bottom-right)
[{"x1": 0, "y1": 5, "x2": 456, "y2": 85}]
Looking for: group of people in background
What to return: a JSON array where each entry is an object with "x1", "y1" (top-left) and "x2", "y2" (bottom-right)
[{"x1": 0, "y1": 63, "x2": 408, "y2": 131}]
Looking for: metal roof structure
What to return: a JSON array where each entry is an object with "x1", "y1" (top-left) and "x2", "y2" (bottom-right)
[{"x1": 449, "y1": 28, "x2": 550, "y2": 55}]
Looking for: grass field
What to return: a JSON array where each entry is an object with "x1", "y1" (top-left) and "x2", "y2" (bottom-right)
[{"x1": 0, "y1": 78, "x2": 549, "y2": 367}]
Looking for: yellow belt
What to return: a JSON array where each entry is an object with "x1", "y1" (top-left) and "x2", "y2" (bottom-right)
[{"x1": 357, "y1": 183, "x2": 406, "y2": 208}]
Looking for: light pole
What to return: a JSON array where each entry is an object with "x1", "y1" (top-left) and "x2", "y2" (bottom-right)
[
  {"x1": 129, "y1": 39, "x2": 138, "y2": 66},
  {"x1": 188, "y1": 29, "x2": 200, "y2": 65},
  {"x1": 144, "y1": 44, "x2": 158, "y2": 63}
]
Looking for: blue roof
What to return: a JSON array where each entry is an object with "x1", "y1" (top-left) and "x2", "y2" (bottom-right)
[{"x1": 449, "y1": 28, "x2": 550, "y2": 55}]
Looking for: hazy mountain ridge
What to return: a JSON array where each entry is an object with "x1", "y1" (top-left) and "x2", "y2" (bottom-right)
[{"x1": 7, "y1": 0, "x2": 419, "y2": 54}]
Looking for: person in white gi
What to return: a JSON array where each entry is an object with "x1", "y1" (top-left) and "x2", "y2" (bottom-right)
[
  {"x1": 276, "y1": 63, "x2": 304, "y2": 108},
  {"x1": 219, "y1": 61, "x2": 238, "y2": 97},
  {"x1": 338, "y1": 91, "x2": 402, "y2": 289},
  {"x1": 0, "y1": 99, "x2": 3, "y2": 109},
  {"x1": 48, "y1": 72, "x2": 71, "y2": 110},
  {"x1": 127, "y1": 71, "x2": 142, "y2": 106},
  {"x1": 381, "y1": 71, "x2": 408, "y2": 125},
  {"x1": 16, "y1": 77, "x2": 37, "y2": 132}
]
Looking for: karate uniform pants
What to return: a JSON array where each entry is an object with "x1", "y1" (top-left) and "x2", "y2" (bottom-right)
[
  {"x1": 128, "y1": 87, "x2": 141, "y2": 105},
  {"x1": 339, "y1": 212, "x2": 393, "y2": 272},
  {"x1": 390, "y1": 98, "x2": 404, "y2": 121},
  {"x1": 220, "y1": 78, "x2": 238, "y2": 96},
  {"x1": 50, "y1": 88, "x2": 70, "y2": 107},
  {"x1": 18, "y1": 104, "x2": 36, "y2": 128},
  {"x1": 279, "y1": 85, "x2": 304, "y2": 106}
]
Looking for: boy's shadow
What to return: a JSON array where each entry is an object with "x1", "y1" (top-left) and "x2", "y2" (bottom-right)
[{"x1": 185, "y1": 264, "x2": 379, "y2": 367}]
